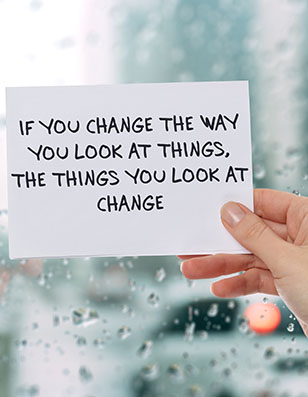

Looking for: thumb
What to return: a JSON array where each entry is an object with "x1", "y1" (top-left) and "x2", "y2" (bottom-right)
[{"x1": 221, "y1": 201, "x2": 290, "y2": 274}]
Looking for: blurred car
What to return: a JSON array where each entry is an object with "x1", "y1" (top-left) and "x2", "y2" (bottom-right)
[{"x1": 131, "y1": 296, "x2": 307, "y2": 397}]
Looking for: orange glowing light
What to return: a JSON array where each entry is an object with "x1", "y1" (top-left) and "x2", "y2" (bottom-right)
[{"x1": 244, "y1": 302, "x2": 281, "y2": 334}]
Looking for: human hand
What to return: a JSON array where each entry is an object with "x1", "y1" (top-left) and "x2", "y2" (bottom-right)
[{"x1": 180, "y1": 189, "x2": 308, "y2": 336}]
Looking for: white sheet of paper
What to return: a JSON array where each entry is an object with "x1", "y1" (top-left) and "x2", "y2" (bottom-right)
[{"x1": 6, "y1": 81, "x2": 253, "y2": 259}]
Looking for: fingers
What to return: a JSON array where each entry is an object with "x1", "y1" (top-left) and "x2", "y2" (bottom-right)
[
  {"x1": 211, "y1": 268, "x2": 279, "y2": 298},
  {"x1": 263, "y1": 219, "x2": 288, "y2": 240},
  {"x1": 181, "y1": 253, "x2": 266, "y2": 280},
  {"x1": 254, "y1": 189, "x2": 296, "y2": 223},
  {"x1": 220, "y1": 201, "x2": 292, "y2": 276},
  {"x1": 177, "y1": 254, "x2": 207, "y2": 260}
]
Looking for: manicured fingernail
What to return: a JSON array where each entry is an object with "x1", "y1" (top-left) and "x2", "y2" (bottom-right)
[{"x1": 221, "y1": 202, "x2": 245, "y2": 227}]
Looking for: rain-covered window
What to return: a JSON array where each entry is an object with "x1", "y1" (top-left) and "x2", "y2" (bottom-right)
[{"x1": 1, "y1": 1, "x2": 308, "y2": 396}]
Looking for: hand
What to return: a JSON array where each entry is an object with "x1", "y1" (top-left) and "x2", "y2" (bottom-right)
[{"x1": 180, "y1": 189, "x2": 308, "y2": 336}]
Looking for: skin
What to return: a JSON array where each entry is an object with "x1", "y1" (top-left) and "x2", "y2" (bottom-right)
[{"x1": 179, "y1": 189, "x2": 308, "y2": 336}]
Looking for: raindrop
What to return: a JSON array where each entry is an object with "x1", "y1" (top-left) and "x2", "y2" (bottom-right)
[
  {"x1": 140, "y1": 363, "x2": 159, "y2": 380},
  {"x1": 264, "y1": 347, "x2": 275, "y2": 360},
  {"x1": 225, "y1": 316, "x2": 231, "y2": 323},
  {"x1": 128, "y1": 279, "x2": 136, "y2": 291},
  {"x1": 72, "y1": 308, "x2": 99, "y2": 327},
  {"x1": 155, "y1": 268, "x2": 166, "y2": 282},
  {"x1": 37, "y1": 274, "x2": 47, "y2": 287},
  {"x1": 227, "y1": 300, "x2": 235, "y2": 309},
  {"x1": 287, "y1": 323, "x2": 295, "y2": 333},
  {"x1": 254, "y1": 163, "x2": 266, "y2": 180},
  {"x1": 137, "y1": 340, "x2": 153, "y2": 359},
  {"x1": 207, "y1": 303, "x2": 219, "y2": 317},
  {"x1": 76, "y1": 336, "x2": 87, "y2": 346},
  {"x1": 187, "y1": 384, "x2": 203, "y2": 397},
  {"x1": 117, "y1": 326, "x2": 132, "y2": 340},
  {"x1": 185, "y1": 322, "x2": 195, "y2": 342},
  {"x1": 193, "y1": 309, "x2": 199, "y2": 316},
  {"x1": 286, "y1": 147, "x2": 301, "y2": 160},
  {"x1": 147, "y1": 293, "x2": 159, "y2": 307},
  {"x1": 53, "y1": 315, "x2": 60, "y2": 327},
  {"x1": 32, "y1": 323, "x2": 39, "y2": 330},
  {"x1": 238, "y1": 316, "x2": 249, "y2": 334},
  {"x1": 167, "y1": 363, "x2": 184, "y2": 382},
  {"x1": 186, "y1": 279, "x2": 195, "y2": 288},
  {"x1": 16, "y1": 385, "x2": 40, "y2": 396},
  {"x1": 222, "y1": 368, "x2": 231, "y2": 377},
  {"x1": 93, "y1": 338, "x2": 105, "y2": 350},
  {"x1": 199, "y1": 331, "x2": 208, "y2": 340},
  {"x1": 79, "y1": 366, "x2": 93, "y2": 383}
]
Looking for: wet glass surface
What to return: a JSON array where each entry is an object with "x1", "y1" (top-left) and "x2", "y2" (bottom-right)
[{"x1": 1, "y1": 1, "x2": 308, "y2": 396}]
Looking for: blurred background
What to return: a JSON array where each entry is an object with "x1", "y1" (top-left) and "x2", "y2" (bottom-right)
[{"x1": 1, "y1": 0, "x2": 308, "y2": 396}]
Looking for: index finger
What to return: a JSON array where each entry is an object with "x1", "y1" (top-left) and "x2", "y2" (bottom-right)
[{"x1": 254, "y1": 188, "x2": 297, "y2": 223}]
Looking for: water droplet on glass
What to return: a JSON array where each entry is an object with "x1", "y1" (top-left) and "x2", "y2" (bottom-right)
[
  {"x1": 16, "y1": 385, "x2": 40, "y2": 396},
  {"x1": 185, "y1": 322, "x2": 195, "y2": 342},
  {"x1": 155, "y1": 267, "x2": 166, "y2": 282},
  {"x1": 79, "y1": 366, "x2": 93, "y2": 383},
  {"x1": 167, "y1": 363, "x2": 184, "y2": 382},
  {"x1": 37, "y1": 274, "x2": 46, "y2": 287},
  {"x1": 72, "y1": 308, "x2": 99, "y2": 327},
  {"x1": 193, "y1": 308, "x2": 199, "y2": 316},
  {"x1": 147, "y1": 293, "x2": 159, "y2": 307},
  {"x1": 227, "y1": 300, "x2": 235, "y2": 309},
  {"x1": 186, "y1": 279, "x2": 195, "y2": 288},
  {"x1": 263, "y1": 297, "x2": 268, "y2": 303},
  {"x1": 117, "y1": 325, "x2": 132, "y2": 340},
  {"x1": 128, "y1": 279, "x2": 136, "y2": 291},
  {"x1": 187, "y1": 384, "x2": 203, "y2": 397},
  {"x1": 225, "y1": 316, "x2": 231, "y2": 323},
  {"x1": 93, "y1": 338, "x2": 105, "y2": 350},
  {"x1": 287, "y1": 323, "x2": 295, "y2": 332},
  {"x1": 140, "y1": 363, "x2": 159, "y2": 380},
  {"x1": 137, "y1": 340, "x2": 153, "y2": 358},
  {"x1": 199, "y1": 330, "x2": 208, "y2": 340},
  {"x1": 254, "y1": 163, "x2": 266, "y2": 180},
  {"x1": 32, "y1": 323, "x2": 39, "y2": 330},
  {"x1": 207, "y1": 303, "x2": 219, "y2": 317},
  {"x1": 264, "y1": 347, "x2": 275, "y2": 360},
  {"x1": 222, "y1": 368, "x2": 231, "y2": 377},
  {"x1": 76, "y1": 336, "x2": 87, "y2": 346},
  {"x1": 286, "y1": 147, "x2": 301, "y2": 160},
  {"x1": 238, "y1": 316, "x2": 249, "y2": 334},
  {"x1": 292, "y1": 189, "x2": 301, "y2": 196},
  {"x1": 53, "y1": 315, "x2": 60, "y2": 327}
]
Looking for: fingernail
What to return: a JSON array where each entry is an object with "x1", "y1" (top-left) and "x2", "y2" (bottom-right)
[
  {"x1": 180, "y1": 262, "x2": 184, "y2": 273},
  {"x1": 221, "y1": 202, "x2": 245, "y2": 227}
]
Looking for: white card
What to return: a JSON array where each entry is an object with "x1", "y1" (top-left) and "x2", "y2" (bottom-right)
[{"x1": 6, "y1": 82, "x2": 253, "y2": 259}]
